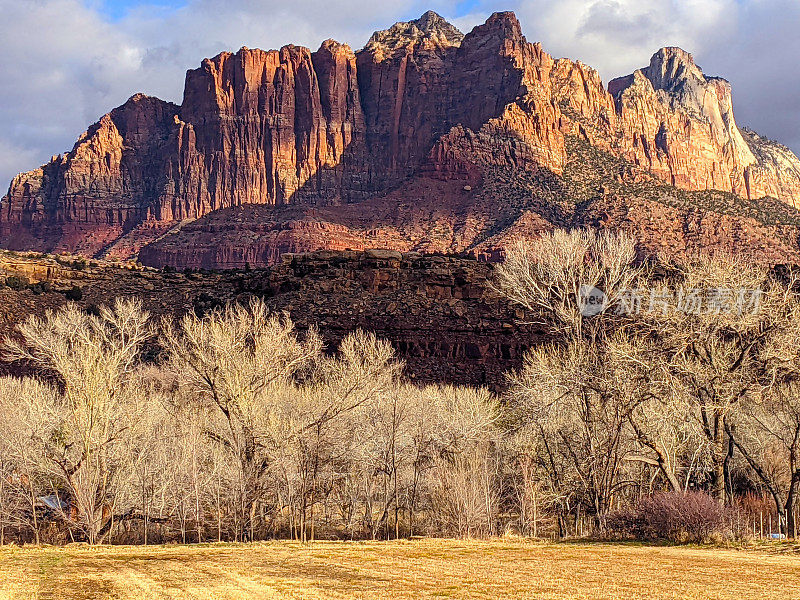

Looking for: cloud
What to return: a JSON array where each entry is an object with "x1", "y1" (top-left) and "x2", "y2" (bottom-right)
[
  {"x1": 506, "y1": 0, "x2": 737, "y2": 77},
  {"x1": 702, "y1": 0, "x2": 800, "y2": 152},
  {"x1": 0, "y1": 0, "x2": 798, "y2": 189}
]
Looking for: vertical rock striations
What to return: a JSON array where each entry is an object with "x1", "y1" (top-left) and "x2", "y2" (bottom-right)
[
  {"x1": 608, "y1": 48, "x2": 800, "y2": 205},
  {"x1": 3, "y1": 11, "x2": 800, "y2": 264}
]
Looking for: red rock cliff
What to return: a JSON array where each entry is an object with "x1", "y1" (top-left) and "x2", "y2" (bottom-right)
[{"x1": 3, "y1": 11, "x2": 800, "y2": 264}]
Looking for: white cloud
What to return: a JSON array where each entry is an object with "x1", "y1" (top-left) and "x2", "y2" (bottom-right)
[
  {"x1": 508, "y1": 0, "x2": 738, "y2": 78},
  {"x1": 0, "y1": 0, "x2": 798, "y2": 189},
  {"x1": 0, "y1": 139, "x2": 39, "y2": 185}
]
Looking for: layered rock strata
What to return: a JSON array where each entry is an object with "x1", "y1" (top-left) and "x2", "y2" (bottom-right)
[
  {"x1": 3, "y1": 11, "x2": 800, "y2": 266},
  {"x1": 0, "y1": 249, "x2": 539, "y2": 386}
]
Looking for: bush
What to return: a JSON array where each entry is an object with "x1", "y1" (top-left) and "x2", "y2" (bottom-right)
[
  {"x1": 64, "y1": 285, "x2": 83, "y2": 301},
  {"x1": 4, "y1": 275, "x2": 29, "y2": 290},
  {"x1": 29, "y1": 281, "x2": 52, "y2": 295},
  {"x1": 84, "y1": 303, "x2": 101, "y2": 317},
  {"x1": 606, "y1": 491, "x2": 735, "y2": 543}
]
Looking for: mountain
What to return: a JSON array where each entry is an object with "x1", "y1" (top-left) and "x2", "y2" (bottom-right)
[{"x1": 3, "y1": 11, "x2": 800, "y2": 268}]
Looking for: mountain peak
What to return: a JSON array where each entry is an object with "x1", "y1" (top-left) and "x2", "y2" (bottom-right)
[
  {"x1": 365, "y1": 10, "x2": 464, "y2": 52},
  {"x1": 644, "y1": 46, "x2": 706, "y2": 91},
  {"x1": 5, "y1": 12, "x2": 800, "y2": 271},
  {"x1": 412, "y1": 10, "x2": 451, "y2": 32}
]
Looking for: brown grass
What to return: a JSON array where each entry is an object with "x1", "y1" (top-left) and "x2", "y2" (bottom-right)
[{"x1": 0, "y1": 538, "x2": 798, "y2": 599}]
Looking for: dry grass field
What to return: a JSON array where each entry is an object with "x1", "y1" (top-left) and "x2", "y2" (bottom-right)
[{"x1": 0, "y1": 538, "x2": 798, "y2": 600}]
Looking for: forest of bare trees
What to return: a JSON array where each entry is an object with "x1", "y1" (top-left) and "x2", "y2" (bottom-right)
[{"x1": 2, "y1": 229, "x2": 800, "y2": 544}]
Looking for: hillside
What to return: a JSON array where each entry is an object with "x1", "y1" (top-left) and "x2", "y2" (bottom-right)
[{"x1": 0, "y1": 248, "x2": 538, "y2": 386}]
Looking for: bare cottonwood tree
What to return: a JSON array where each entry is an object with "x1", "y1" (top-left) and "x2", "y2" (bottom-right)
[
  {"x1": 508, "y1": 338, "x2": 643, "y2": 530},
  {"x1": 3, "y1": 299, "x2": 151, "y2": 544},
  {"x1": 426, "y1": 386, "x2": 499, "y2": 538},
  {"x1": 0, "y1": 377, "x2": 59, "y2": 543},
  {"x1": 606, "y1": 333, "x2": 708, "y2": 494},
  {"x1": 732, "y1": 279, "x2": 800, "y2": 536},
  {"x1": 651, "y1": 254, "x2": 781, "y2": 503},
  {"x1": 278, "y1": 329, "x2": 402, "y2": 541},
  {"x1": 499, "y1": 232, "x2": 793, "y2": 518},
  {"x1": 498, "y1": 230, "x2": 645, "y2": 530},
  {"x1": 495, "y1": 229, "x2": 641, "y2": 340},
  {"x1": 161, "y1": 298, "x2": 322, "y2": 541}
]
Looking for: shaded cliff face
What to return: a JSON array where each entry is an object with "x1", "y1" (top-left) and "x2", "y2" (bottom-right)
[
  {"x1": 137, "y1": 136, "x2": 800, "y2": 269},
  {"x1": 173, "y1": 42, "x2": 369, "y2": 216},
  {"x1": 0, "y1": 248, "x2": 539, "y2": 387},
  {"x1": 0, "y1": 94, "x2": 180, "y2": 255},
  {"x1": 4, "y1": 11, "x2": 800, "y2": 268}
]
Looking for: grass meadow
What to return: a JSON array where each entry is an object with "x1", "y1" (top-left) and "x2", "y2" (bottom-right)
[{"x1": 1, "y1": 538, "x2": 799, "y2": 599}]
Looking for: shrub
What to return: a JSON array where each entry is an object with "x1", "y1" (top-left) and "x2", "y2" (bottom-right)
[
  {"x1": 4, "y1": 275, "x2": 30, "y2": 290},
  {"x1": 64, "y1": 285, "x2": 83, "y2": 301},
  {"x1": 606, "y1": 491, "x2": 735, "y2": 543},
  {"x1": 29, "y1": 281, "x2": 52, "y2": 295},
  {"x1": 84, "y1": 304, "x2": 101, "y2": 317}
]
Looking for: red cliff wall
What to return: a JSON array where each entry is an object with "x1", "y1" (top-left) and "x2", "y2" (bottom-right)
[{"x1": 3, "y1": 11, "x2": 800, "y2": 265}]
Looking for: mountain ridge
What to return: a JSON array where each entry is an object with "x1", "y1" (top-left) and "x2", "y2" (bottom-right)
[{"x1": 3, "y1": 10, "x2": 800, "y2": 268}]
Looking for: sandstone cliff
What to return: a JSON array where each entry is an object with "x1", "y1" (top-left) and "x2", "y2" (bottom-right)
[
  {"x1": 608, "y1": 48, "x2": 800, "y2": 206},
  {"x1": 3, "y1": 11, "x2": 800, "y2": 267}
]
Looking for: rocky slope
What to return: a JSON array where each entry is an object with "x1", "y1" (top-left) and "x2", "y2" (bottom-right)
[
  {"x1": 3, "y1": 11, "x2": 800, "y2": 267},
  {"x1": 0, "y1": 249, "x2": 538, "y2": 386}
]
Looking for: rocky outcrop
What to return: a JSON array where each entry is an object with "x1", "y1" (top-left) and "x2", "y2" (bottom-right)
[
  {"x1": 739, "y1": 128, "x2": 800, "y2": 206},
  {"x1": 0, "y1": 249, "x2": 539, "y2": 386},
  {"x1": 610, "y1": 49, "x2": 758, "y2": 201},
  {"x1": 4, "y1": 12, "x2": 800, "y2": 267},
  {"x1": 172, "y1": 42, "x2": 370, "y2": 216},
  {"x1": 1, "y1": 95, "x2": 180, "y2": 256}
]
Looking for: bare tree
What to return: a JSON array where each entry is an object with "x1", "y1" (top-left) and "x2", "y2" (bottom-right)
[
  {"x1": 279, "y1": 329, "x2": 402, "y2": 541},
  {"x1": 3, "y1": 299, "x2": 152, "y2": 544},
  {"x1": 0, "y1": 377, "x2": 59, "y2": 544},
  {"x1": 606, "y1": 333, "x2": 708, "y2": 494},
  {"x1": 161, "y1": 298, "x2": 322, "y2": 541},
  {"x1": 495, "y1": 229, "x2": 641, "y2": 340},
  {"x1": 732, "y1": 280, "x2": 800, "y2": 536},
  {"x1": 497, "y1": 230, "x2": 646, "y2": 532},
  {"x1": 651, "y1": 253, "x2": 781, "y2": 503},
  {"x1": 508, "y1": 337, "x2": 644, "y2": 530},
  {"x1": 426, "y1": 386, "x2": 499, "y2": 538}
]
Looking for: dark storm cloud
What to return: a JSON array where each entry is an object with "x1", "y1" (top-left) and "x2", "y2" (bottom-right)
[{"x1": 703, "y1": 0, "x2": 800, "y2": 152}]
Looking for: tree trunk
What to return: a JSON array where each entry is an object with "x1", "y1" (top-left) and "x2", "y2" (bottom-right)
[
  {"x1": 785, "y1": 472, "x2": 800, "y2": 539},
  {"x1": 723, "y1": 433, "x2": 735, "y2": 502},
  {"x1": 711, "y1": 432, "x2": 728, "y2": 504}
]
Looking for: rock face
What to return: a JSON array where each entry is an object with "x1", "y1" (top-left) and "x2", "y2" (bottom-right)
[
  {"x1": 0, "y1": 249, "x2": 539, "y2": 387},
  {"x1": 608, "y1": 48, "x2": 800, "y2": 206},
  {"x1": 4, "y1": 11, "x2": 800, "y2": 267},
  {"x1": 174, "y1": 42, "x2": 369, "y2": 215},
  {"x1": 1, "y1": 95, "x2": 180, "y2": 256}
]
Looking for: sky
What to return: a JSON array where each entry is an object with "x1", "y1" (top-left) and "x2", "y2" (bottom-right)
[{"x1": 1, "y1": 0, "x2": 799, "y2": 188}]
